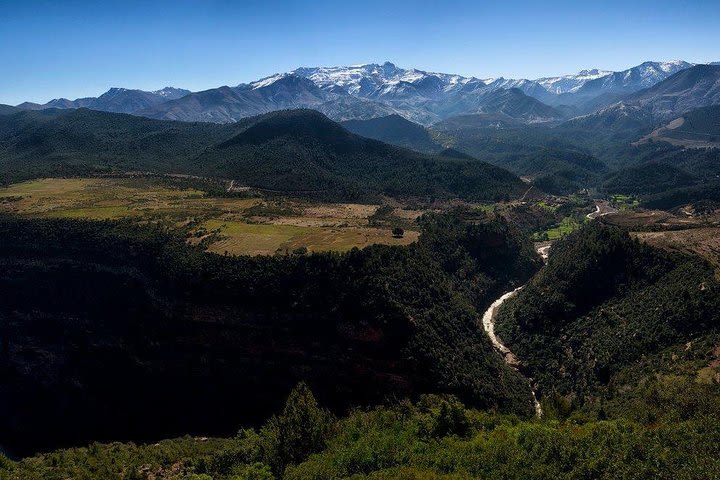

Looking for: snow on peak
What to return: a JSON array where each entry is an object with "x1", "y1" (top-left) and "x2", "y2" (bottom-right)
[
  {"x1": 250, "y1": 73, "x2": 290, "y2": 89},
  {"x1": 536, "y1": 69, "x2": 612, "y2": 94},
  {"x1": 289, "y1": 62, "x2": 481, "y2": 98}
]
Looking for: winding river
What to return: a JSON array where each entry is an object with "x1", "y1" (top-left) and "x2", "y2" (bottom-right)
[{"x1": 481, "y1": 248, "x2": 547, "y2": 417}]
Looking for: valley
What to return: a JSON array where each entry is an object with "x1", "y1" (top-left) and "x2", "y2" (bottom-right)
[{"x1": 2, "y1": 30, "x2": 720, "y2": 478}]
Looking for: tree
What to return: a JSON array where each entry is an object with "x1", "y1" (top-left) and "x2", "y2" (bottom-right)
[
  {"x1": 392, "y1": 227, "x2": 405, "y2": 238},
  {"x1": 259, "y1": 382, "x2": 334, "y2": 475}
]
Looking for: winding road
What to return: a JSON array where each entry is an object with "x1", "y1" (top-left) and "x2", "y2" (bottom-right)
[{"x1": 587, "y1": 201, "x2": 618, "y2": 220}]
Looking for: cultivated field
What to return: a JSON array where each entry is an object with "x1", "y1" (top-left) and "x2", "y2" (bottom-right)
[{"x1": 0, "y1": 177, "x2": 420, "y2": 255}]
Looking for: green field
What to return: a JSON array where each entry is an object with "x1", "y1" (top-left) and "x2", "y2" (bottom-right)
[
  {"x1": 0, "y1": 177, "x2": 419, "y2": 255},
  {"x1": 531, "y1": 216, "x2": 582, "y2": 241},
  {"x1": 610, "y1": 194, "x2": 640, "y2": 210}
]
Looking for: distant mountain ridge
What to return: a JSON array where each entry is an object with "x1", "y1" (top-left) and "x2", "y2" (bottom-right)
[
  {"x1": 564, "y1": 65, "x2": 720, "y2": 134},
  {"x1": 17, "y1": 87, "x2": 190, "y2": 114},
  {"x1": 14, "y1": 60, "x2": 714, "y2": 126},
  {"x1": 139, "y1": 64, "x2": 568, "y2": 125}
]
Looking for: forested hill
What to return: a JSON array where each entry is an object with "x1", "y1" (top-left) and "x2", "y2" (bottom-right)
[
  {"x1": 0, "y1": 104, "x2": 20, "y2": 116},
  {"x1": 340, "y1": 114, "x2": 442, "y2": 153},
  {"x1": 496, "y1": 223, "x2": 720, "y2": 405},
  {"x1": 0, "y1": 212, "x2": 540, "y2": 456},
  {"x1": 0, "y1": 108, "x2": 527, "y2": 202}
]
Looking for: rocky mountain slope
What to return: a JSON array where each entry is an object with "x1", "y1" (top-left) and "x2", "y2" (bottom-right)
[{"x1": 563, "y1": 65, "x2": 720, "y2": 134}]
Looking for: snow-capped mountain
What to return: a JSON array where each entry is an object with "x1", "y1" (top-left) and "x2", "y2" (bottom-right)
[
  {"x1": 282, "y1": 60, "x2": 698, "y2": 113},
  {"x1": 139, "y1": 74, "x2": 399, "y2": 124},
  {"x1": 152, "y1": 87, "x2": 191, "y2": 99},
  {"x1": 537, "y1": 69, "x2": 613, "y2": 94},
  {"x1": 562, "y1": 64, "x2": 720, "y2": 132},
  {"x1": 16, "y1": 60, "x2": 704, "y2": 126},
  {"x1": 575, "y1": 61, "x2": 693, "y2": 96},
  {"x1": 292, "y1": 62, "x2": 480, "y2": 99}
]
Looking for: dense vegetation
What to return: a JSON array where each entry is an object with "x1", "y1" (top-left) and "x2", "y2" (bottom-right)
[
  {"x1": 601, "y1": 142, "x2": 720, "y2": 208},
  {"x1": 424, "y1": 121, "x2": 607, "y2": 194},
  {"x1": 0, "y1": 108, "x2": 526, "y2": 202},
  {"x1": 341, "y1": 114, "x2": 442, "y2": 153},
  {"x1": 0, "y1": 212, "x2": 540, "y2": 456},
  {"x1": 602, "y1": 162, "x2": 695, "y2": 196},
  {"x1": 3, "y1": 385, "x2": 719, "y2": 480},
  {"x1": 663, "y1": 104, "x2": 720, "y2": 140},
  {"x1": 496, "y1": 223, "x2": 720, "y2": 402}
]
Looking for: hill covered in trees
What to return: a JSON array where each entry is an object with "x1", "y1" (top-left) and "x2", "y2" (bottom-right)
[
  {"x1": 340, "y1": 114, "x2": 442, "y2": 153},
  {"x1": 601, "y1": 142, "x2": 720, "y2": 208},
  {"x1": 495, "y1": 223, "x2": 720, "y2": 404},
  {"x1": 438, "y1": 125, "x2": 607, "y2": 194},
  {"x1": 0, "y1": 212, "x2": 541, "y2": 457},
  {"x1": 0, "y1": 108, "x2": 527, "y2": 202}
]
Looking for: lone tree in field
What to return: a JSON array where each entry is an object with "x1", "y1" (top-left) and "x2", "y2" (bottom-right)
[{"x1": 392, "y1": 227, "x2": 404, "y2": 238}]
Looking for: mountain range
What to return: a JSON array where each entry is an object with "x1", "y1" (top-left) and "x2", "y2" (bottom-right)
[
  {"x1": 15, "y1": 60, "x2": 715, "y2": 126},
  {"x1": 564, "y1": 64, "x2": 720, "y2": 134},
  {"x1": 18, "y1": 87, "x2": 190, "y2": 114}
]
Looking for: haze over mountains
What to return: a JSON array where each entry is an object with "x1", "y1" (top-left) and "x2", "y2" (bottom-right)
[
  {"x1": 13, "y1": 60, "x2": 715, "y2": 127},
  {"x1": 564, "y1": 64, "x2": 720, "y2": 134},
  {"x1": 18, "y1": 87, "x2": 190, "y2": 114}
]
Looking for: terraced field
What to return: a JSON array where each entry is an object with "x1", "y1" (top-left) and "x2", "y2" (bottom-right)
[{"x1": 0, "y1": 177, "x2": 420, "y2": 255}]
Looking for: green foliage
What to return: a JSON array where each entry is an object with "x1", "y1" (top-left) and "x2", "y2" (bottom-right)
[
  {"x1": 0, "y1": 437, "x2": 234, "y2": 480},
  {"x1": 368, "y1": 205, "x2": 404, "y2": 229},
  {"x1": 603, "y1": 162, "x2": 695, "y2": 196},
  {"x1": 609, "y1": 194, "x2": 639, "y2": 209},
  {"x1": 599, "y1": 142, "x2": 720, "y2": 208},
  {"x1": 430, "y1": 121, "x2": 608, "y2": 195},
  {"x1": 496, "y1": 223, "x2": 720, "y2": 404},
  {"x1": 5, "y1": 392, "x2": 720, "y2": 480},
  {"x1": 228, "y1": 463, "x2": 274, "y2": 480},
  {"x1": 0, "y1": 212, "x2": 539, "y2": 455},
  {"x1": 0, "y1": 109, "x2": 526, "y2": 202},
  {"x1": 530, "y1": 216, "x2": 581, "y2": 241},
  {"x1": 285, "y1": 398, "x2": 720, "y2": 480},
  {"x1": 258, "y1": 383, "x2": 334, "y2": 475}
]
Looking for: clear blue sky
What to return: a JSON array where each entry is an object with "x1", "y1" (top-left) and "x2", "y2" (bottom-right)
[{"x1": 2, "y1": 0, "x2": 719, "y2": 105}]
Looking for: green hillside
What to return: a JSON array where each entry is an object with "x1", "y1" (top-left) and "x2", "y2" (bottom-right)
[
  {"x1": 4, "y1": 387, "x2": 719, "y2": 480},
  {"x1": 0, "y1": 108, "x2": 527, "y2": 202},
  {"x1": 496, "y1": 223, "x2": 720, "y2": 401},
  {"x1": 664, "y1": 104, "x2": 720, "y2": 141},
  {"x1": 341, "y1": 114, "x2": 442, "y2": 153}
]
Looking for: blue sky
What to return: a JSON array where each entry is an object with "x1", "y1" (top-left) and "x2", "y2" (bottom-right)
[{"x1": 1, "y1": 0, "x2": 719, "y2": 105}]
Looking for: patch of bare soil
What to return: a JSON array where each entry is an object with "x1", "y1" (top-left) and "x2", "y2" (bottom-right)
[
  {"x1": 633, "y1": 116, "x2": 720, "y2": 149},
  {"x1": 634, "y1": 228, "x2": 720, "y2": 274},
  {"x1": 603, "y1": 209, "x2": 700, "y2": 229}
]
